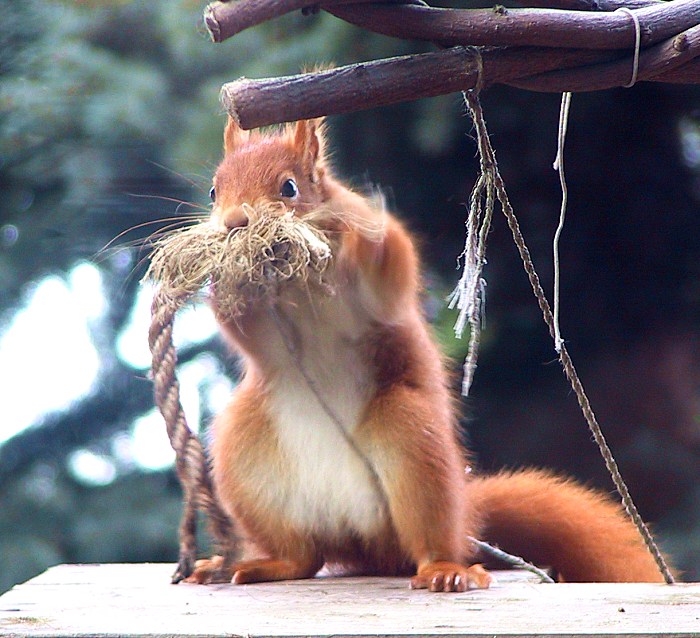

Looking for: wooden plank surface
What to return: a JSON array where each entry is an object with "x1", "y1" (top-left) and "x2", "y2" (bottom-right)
[{"x1": 0, "y1": 564, "x2": 699, "y2": 638}]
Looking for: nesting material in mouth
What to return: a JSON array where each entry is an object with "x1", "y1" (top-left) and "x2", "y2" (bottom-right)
[{"x1": 145, "y1": 205, "x2": 333, "y2": 316}]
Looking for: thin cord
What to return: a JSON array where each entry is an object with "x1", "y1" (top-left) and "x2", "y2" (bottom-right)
[
  {"x1": 615, "y1": 7, "x2": 642, "y2": 88},
  {"x1": 552, "y1": 91, "x2": 572, "y2": 354},
  {"x1": 468, "y1": 536, "x2": 555, "y2": 583}
]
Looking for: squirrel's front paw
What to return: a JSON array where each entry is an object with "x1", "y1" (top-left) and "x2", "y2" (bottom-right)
[
  {"x1": 410, "y1": 562, "x2": 492, "y2": 593},
  {"x1": 183, "y1": 555, "x2": 233, "y2": 584}
]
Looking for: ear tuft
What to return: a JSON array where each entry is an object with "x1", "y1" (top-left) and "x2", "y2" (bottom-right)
[
  {"x1": 293, "y1": 118, "x2": 326, "y2": 173},
  {"x1": 224, "y1": 115, "x2": 250, "y2": 154}
]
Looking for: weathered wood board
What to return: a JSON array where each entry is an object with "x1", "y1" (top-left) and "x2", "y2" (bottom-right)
[{"x1": 0, "y1": 564, "x2": 698, "y2": 638}]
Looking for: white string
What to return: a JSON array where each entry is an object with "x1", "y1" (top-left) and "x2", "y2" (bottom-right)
[
  {"x1": 615, "y1": 7, "x2": 642, "y2": 88},
  {"x1": 552, "y1": 91, "x2": 572, "y2": 354}
]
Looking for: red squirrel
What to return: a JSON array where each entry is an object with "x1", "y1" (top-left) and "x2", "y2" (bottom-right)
[{"x1": 188, "y1": 116, "x2": 667, "y2": 592}]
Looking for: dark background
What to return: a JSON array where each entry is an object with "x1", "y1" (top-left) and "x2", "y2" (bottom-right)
[{"x1": 1, "y1": 0, "x2": 699, "y2": 594}]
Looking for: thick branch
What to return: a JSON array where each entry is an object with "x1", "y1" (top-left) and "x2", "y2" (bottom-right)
[
  {"x1": 221, "y1": 48, "x2": 474, "y2": 127},
  {"x1": 523, "y1": 0, "x2": 659, "y2": 9},
  {"x1": 650, "y1": 59, "x2": 700, "y2": 82},
  {"x1": 210, "y1": 0, "x2": 699, "y2": 122},
  {"x1": 220, "y1": 47, "x2": 601, "y2": 128},
  {"x1": 203, "y1": 0, "x2": 663, "y2": 42},
  {"x1": 512, "y1": 24, "x2": 700, "y2": 90},
  {"x1": 204, "y1": 0, "x2": 423, "y2": 42},
  {"x1": 325, "y1": 0, "x2": 700, "y2": 49},
  {"x1": 206, "y1": 0, "x2": 700, "y2": 50},
  {"x1": 221, "y1": 32, "x2": 700, "y2": 129}
]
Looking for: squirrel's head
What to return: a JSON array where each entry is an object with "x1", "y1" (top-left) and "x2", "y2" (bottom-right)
[{"x1": 210, "y1": 116, "x2": 329, "y2": 231}]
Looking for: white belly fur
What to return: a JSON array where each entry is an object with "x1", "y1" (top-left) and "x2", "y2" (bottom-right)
[{"x1": 261, "y1": 290, "x2": 386, "y2": 540}]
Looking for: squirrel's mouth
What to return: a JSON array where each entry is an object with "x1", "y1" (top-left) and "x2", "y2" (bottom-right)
[{"x1": 146, "y1": 209, "x2": 333, "y2": 317}]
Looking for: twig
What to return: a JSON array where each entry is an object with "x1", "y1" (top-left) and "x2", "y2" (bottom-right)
[{"x1": 468, "y1": 536, "x2": 556, "y2": 583}]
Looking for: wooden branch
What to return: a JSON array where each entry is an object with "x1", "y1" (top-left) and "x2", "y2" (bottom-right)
[
  {"x1": 206, "y1": 0, "x2": 700, "y2": 50},
  {"x1": 204, "y1": 0, "x2": 423, "y2": 42},
  {"x1": 203, "y1": 0, "x2": 302, "y2": 43},
  {"x1": 523, "y1": 0, "x2": 659, "y2": 9},
  {"x1": 220, "y1": 33, "x2": 700, "y2": 129},
  {"x1": 650, "y1": 58, "x2": 700, "y2": 82},
  {"x1": 324, "y1": 0, "x2": 700, "y2": 49},
  {"x1": 203, "y1": 0, "x2": 666, "y2": 43},
  {"x1": 211, "y1": 0, "x2": 699, "y2": 126},
  {"x1": 221, "y1": 47, "x2": 488, "y2": 127},
  {"x1": 203, "y1": 0, "x2": 668, "y2": 43},
  {"x1": 511, "y1": 24, "x2": 700, "y2": 90}
]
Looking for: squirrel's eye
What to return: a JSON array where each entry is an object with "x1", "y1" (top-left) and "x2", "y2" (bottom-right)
[
  {"x1": 209, "y1": 186, "x2": 216, "y2": 202},
  {"x1": 280, "y1": 178, "x2": 298, "y2": 199}
]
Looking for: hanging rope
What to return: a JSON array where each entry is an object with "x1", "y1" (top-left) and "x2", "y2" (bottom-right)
[
  {"x1": 148, "y1": 292, "x2": 238, "y2": 583},
  {"x1": 460, "y1": 89, "x2": 675, "y2": 585},
  {"x1": 447, "y1": 53, "x2": 492, "y2": 398}
]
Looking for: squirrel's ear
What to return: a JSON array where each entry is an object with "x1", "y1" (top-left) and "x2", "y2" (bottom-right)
[
  {"x1": 293, "y1": 118, "x2": 326, "y2": 172},
  {"x1": 224, "y1": 115, "x2": 249, "y2": 154}
]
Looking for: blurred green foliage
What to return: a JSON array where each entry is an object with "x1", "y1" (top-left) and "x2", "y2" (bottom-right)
[{"x1": 1, "y1": 0, "x2": 700, "y2": 596}]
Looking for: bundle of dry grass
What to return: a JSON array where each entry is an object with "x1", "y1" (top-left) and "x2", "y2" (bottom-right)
[{"x1": 145, "y1": 206, "x2": 333, "y2": 316}]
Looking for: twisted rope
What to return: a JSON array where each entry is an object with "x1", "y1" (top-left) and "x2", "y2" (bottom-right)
[
  {"x1": 461, "y1": 90, "x2": 675, "y2": 585},
  {"x1": 148, "y1": 292, "x2": 238, "y2": 583}
]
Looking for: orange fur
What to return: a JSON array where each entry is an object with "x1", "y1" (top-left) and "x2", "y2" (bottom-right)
[
  {"x1": 470, "y1": 469, "x2": 665, "y2": 582},
  {"x1": 189, "y1": 116, "x2": 670, "y2": 590}
]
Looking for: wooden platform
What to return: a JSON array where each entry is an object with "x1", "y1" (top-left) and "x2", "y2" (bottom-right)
[{"x1": 0, "y1": 564, "x2": 699, "y2": 637}]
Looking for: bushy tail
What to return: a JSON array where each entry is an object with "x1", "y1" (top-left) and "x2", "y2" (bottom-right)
[{"x1": 470, "y1": 469, "x2": 668, "y2": 582}]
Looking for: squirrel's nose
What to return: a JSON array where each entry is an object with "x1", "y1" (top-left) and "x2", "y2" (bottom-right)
[{"x1": 220, "y1": 207, "x2": 249, "y2": 231}]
